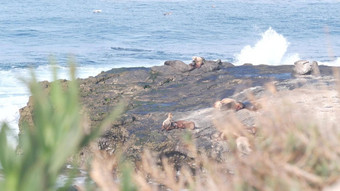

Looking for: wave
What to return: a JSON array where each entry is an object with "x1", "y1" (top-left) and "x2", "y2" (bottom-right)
[
  {"x1": 110, "y1": 46, "x2": 189, "y2": 62},
  {"x1": 111, "y1": 47, "x2": 153, "y2": 53},
  {"x1": 234, "y1": 27, "x2": 300, "y2": 65},
  {"x1": 319, "y1": 57, "x2": 340, "y2": 66}
]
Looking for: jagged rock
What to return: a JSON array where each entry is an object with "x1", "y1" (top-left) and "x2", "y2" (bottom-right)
[
  {"x1": 18, "y1": 61, "x2": 336, "y2": 167},
  {"x1": 164, "y1": 60, "x2": 192, "y2": 72},
  {"x1": 221, "y1": 61, "x2": 234, "y2": 68},
  {"x1": 199, "y1": 59, "x2": 222, "y2": 72}
]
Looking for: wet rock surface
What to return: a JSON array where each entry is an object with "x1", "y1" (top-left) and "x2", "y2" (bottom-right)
[{"x1": 19, "y1": 60, "x2": 338, "y2": 166}]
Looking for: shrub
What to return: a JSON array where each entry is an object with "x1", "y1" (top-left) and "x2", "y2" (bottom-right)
[{"x1": 0, "y1": 63, "x2": 122, "y2": 191}]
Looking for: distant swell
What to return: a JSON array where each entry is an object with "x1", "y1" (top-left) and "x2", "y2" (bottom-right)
[
  {"x1": 234, "y1": 27, "x2": 300, "y2": 65},
  {"x1": 110, "y1": 47, "x2": 188, "y2": 61},
  {"x1": 319, "y1": 57, "x2": 340, "y2": 66},
  {"x1": 111, "y1": 47, "x2": 152, "y2": 53}
]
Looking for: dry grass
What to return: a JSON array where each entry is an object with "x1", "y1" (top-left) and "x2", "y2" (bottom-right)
[{"x1": 2, "y1": 64, "x2": 339, "y2": 191}]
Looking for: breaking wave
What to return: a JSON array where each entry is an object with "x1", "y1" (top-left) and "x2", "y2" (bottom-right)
[{"x1": 235, "y1": 27, "x2": 300, "y2": 65}]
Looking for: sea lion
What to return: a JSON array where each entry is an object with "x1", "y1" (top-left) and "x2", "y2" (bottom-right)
[
  {"x1": 190, "y1": 56, "x2": 205, "y2": 68},
  {"x1": 214, "y1": 98, "x2": 245, "y2": 111},
  {"x1": 293, "y1": 60, "x2": 320, "y2": 76},
  {"x1": 162, "y1": 113, "x2": 173, "y2": 131},
  {"x1": 173, "y1": 120, "x2": 195, "y2": 130}
]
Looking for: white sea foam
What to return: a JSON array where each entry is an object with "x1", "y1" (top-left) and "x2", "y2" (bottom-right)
[
  {"x1": 235, "y1": 27, "x2": 300, "y2": 65},
  {"x1": 0, "y1": 64, "x2": 114, "y2": 146},
  {"x1": 319, "y1": 57, "x2": 340, "y2": 66}
]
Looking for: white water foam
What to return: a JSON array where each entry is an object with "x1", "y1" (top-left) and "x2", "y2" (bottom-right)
[
  {"x1": 0, "y1": 64, "x2": 114, "y2": 146},
  {"x1": 235, "y1": 27, "x2": 300, "y2": 65},
  {"x1": 319, "y1": 57, "x2": 340, "y2": 66}
]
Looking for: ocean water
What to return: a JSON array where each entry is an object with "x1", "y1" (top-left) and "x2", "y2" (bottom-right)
[{"x1": 1, "y1": 0, "x2": 340, "y2": 141}]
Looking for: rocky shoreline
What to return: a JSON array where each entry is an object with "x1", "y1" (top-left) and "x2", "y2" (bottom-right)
[{"x1": 19, "y1": 59, "x2": 338, "y2": 166}]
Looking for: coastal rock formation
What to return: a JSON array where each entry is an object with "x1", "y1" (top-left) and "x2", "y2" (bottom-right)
[
  {"x1": 19, "y1": 60, "x2": 337, "y2": 167},
  {"x1": 164, "y1": 60, "x2": 192, "y2": 73}
]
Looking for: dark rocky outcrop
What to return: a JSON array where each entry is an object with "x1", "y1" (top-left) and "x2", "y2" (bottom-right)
[
  {"x1": 164, "y1": 60, "x2": 192, "y2": 72},
  {"x1": 18, "y1": 60, "x2": 338, "y2": 166}
]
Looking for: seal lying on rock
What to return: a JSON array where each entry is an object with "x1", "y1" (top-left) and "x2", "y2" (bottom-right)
[
  {"x1": 214, "y1": 98, "x2": 245, "y2": 111},
  {"x1": 214, "y1": 98, "x2": 260, "y2": 111},
  {"x1": 173, "y1": 120, "x2": 195, "y2": 130},
  {"x1": 161, "y1": 113, "x2": 195, "y2": 131},
  {"x1": 190, "y1": 56, "x2": 205, "y2": 69},
  {"x1": 162, "y1": 113, "x2": 173, "y2": 131},
  {"x1": 293, "y1": 60, "x2": 320, "y2": 76}
]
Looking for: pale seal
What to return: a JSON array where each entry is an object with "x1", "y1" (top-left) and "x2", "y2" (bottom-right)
[
  {"x1": 162, "y1": 113, "x2": 173, "y2": 131},
  {"x1": 293, "y1": 60, "x2": 320, "y2": 76},
  {"x1": 191, "y1": 56, "x2": 205, "y2": 68},
  {"x1": 214, "y1": 98, "x2": 245, "y2": 111}
]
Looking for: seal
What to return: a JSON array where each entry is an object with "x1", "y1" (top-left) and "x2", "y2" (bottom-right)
[
  {"x1": 173, "y1": 120, "x2": 195, "y2": 130},
  {"x1": 190, "y1": 56, "x2": 205, "y2": 68},
  {"x1": 214, "y1": 98, "x2": 245, "y2": 111},
  {"x1": 162, "y1": 113, "x2": 173, "y2": 131},
  {"x1": 293, "y1": 60, "x2": 320, "y2": 76}
]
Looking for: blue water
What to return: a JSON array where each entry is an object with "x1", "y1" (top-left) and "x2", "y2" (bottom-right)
[
  {"x1": 1, "y1": 0, "x2": 340, "y2": 68},
  {"x1": 1, "y1": 0, "x2": 340, "y2": 137}
]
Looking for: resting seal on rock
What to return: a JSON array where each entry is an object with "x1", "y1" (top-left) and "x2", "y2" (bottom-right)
[
  {"x1": 190, "y1": 56, "x2": 205, "y2": 69},
  {"x1": 162, "y1": 113, "x2": 173, "y2": 131},
  {"x1": 293, "y1": 60, "x2": 320, "y2": 76},
  {"x1": 214, "y1": 98, "x2": 245, "y2": 111},
  {"x1": 161, "y1": 113, "x2": 195, "y2": 131},
  {"x1": 173, "y1": 120, "x2": 195, "y2": 130}
]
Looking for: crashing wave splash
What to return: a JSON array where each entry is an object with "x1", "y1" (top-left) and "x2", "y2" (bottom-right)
[{"x1": 234, "y1": 27, "x2": 300, "y2": 65}]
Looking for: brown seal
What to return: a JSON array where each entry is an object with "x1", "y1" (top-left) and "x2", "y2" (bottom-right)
[
  {"x1": 173, "y1": 120, "x2": 195, "y2": 130},
  {"x1": 162, "y1": 113, "x2": 196, "y2": 131},
  {"x1": 214, "y1": 98, "x2": 245, "y2": 111},
  {"x1": 162, "y1": 113, "x2": 173, "y2": 131}
]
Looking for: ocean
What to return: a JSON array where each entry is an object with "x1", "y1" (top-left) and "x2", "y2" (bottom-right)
[{"x1": 1, "y1": 0, "x2": 340, "y2": 142}]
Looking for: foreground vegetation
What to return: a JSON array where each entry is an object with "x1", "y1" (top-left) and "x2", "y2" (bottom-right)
[
  {"x1": 0, "y1": 64, "x2": 122, "y2": 191},
  {"x1": 1, "y1": 64, "x2": 340, "y2": 191}
]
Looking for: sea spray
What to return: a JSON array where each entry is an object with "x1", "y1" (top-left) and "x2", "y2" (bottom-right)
[
  {"x1": 235, "y1": 27, "x2": 300, "y2": 65},
  {"x1": 0, "y1": 64, "x2": 113, "y2": 146},
  {"x1": 319, "y1": 57, "x2": 340, "y2": 66}
]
